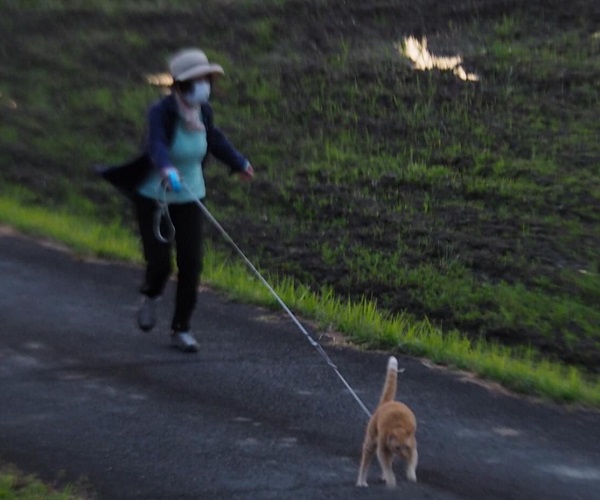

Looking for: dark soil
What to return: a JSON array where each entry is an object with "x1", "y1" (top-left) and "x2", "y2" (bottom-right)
[{"x1": 1, "y1": 0, "x2": 599, "y2": 372}]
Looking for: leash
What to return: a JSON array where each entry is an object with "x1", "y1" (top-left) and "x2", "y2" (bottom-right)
[
  {"x1": 153, "y1": 184, "x2": 176, "y2": 243},
  {"x1": 158, "y1": 183, "x2": 373, "y2": 419}
]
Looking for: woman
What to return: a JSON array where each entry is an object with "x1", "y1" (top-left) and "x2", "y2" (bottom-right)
[{"x1": 99, "y1": 48, "x2": 254, "y2": 352}]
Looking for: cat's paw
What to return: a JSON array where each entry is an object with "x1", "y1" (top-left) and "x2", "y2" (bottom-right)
[
  {"x1": 381, "y1": 472, "x2": 397, "y2": 488},
  {"x1": 356, "y1": 480, "x2": 369, "y2": 487},
  {"x1": 407, "y1": 470, "x2": 417, "y2": 482}
]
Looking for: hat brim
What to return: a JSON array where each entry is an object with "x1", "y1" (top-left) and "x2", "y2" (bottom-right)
[{"x1": 174, "y1": 64, "x2": 224, "y2": 81}]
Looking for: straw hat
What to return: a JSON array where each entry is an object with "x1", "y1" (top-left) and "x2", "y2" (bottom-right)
[{"x1": 168, "y1": 48, "x2": 224, "y2": 82}]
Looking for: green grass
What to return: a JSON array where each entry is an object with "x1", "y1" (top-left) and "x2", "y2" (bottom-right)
[
  {"x1": 2, "y1": 188, "x2": 600, "y2": 408},
  {"x1": 2, "y1": 3, "x2": 599, "y2": 498},
  {"x1": 1, "y1": 0, "x2": 599, "y2": 401},
  {"x1": 0, "y1": 464, "x2": 86, "y2": 500},
  {"x1": 0, "y1": 186, "x2": 138, "y2": 261}
]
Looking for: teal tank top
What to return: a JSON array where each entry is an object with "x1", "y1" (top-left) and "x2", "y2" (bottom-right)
[{"x1": 138, "y1": 119, "x2": 207, "y2": 202}]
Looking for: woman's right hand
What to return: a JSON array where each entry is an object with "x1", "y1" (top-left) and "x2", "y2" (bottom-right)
[{"x1": 160, "y1": 166, "x2": 181, "y2": 192}]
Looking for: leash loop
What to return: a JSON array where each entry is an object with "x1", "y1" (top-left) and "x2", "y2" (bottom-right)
[{"x1": 153, "y1": 184, "x2": 176, "y2": 243}]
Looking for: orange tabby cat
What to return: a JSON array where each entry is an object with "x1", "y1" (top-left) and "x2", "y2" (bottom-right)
[{"x1": 356, "y1": 356, "x2": 418, "y2": 488}]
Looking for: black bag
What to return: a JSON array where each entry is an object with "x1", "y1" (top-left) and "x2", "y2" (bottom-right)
[{"x1": 94, "y1": 153, "x2": 152, "y2": 199}]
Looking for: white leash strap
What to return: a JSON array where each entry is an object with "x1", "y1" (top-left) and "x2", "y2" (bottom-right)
[
  {"x1": 185, "y1": 187, "x2": 372, "y2": 419},
  {"x1": 154, "y1": 185, "x2": 176, "y2": 244}
]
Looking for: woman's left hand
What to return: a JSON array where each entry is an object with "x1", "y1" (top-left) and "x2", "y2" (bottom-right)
[{"x1": 239, "y1": 163, "x2": 255, "y2": 181}]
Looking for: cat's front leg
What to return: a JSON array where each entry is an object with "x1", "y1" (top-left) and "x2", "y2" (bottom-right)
[
  {"x1": 357, "y1": 435, "x2": 376, "y2": 487},
  {"x1": 377, "y1": 448, "x2": 397, "y2": 488},
  {"x1": 406, "y1": 445, "x2": 418, "y2": 482}
]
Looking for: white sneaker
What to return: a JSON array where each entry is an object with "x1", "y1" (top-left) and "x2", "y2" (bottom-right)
[
  {"x1": 137, "y1": 296, "x2": 159, "y2": 331},
  {"x1": 170, "y1": 331, "x2": 199, "y2": 353}
]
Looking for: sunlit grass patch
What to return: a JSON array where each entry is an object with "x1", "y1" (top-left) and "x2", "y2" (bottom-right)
[
  {"x1": 399, "y1": 36, "x2": 479, "y2": 82},
  {"x1": 0, "y1": 186, "x2": 139, "y2": 262},
  {"x1": 0, "y1": 463, "x2": 88, "y2": 500}
]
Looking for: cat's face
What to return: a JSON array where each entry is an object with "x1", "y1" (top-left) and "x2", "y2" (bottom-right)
[{"x1": 388, "y1": 432, "x2": 413, "y2": 459}]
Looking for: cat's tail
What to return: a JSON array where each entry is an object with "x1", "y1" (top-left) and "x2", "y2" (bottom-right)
[{"x1": 379, "y1": 356, "x2": 398, "y2": 405}]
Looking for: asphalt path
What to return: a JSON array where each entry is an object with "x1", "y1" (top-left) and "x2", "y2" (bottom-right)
[{"x1": 1, "y1": 228, "x2": 599, "y2": 499}]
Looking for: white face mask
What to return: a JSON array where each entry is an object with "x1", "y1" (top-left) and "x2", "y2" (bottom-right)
[{"x1": 184, "y1": 81, "x2": 210, "y2": 105}]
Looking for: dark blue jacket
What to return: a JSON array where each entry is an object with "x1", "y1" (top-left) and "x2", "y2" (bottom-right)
[{"x1": 96, "y1": 94, "x2": 248, "y2": 198}]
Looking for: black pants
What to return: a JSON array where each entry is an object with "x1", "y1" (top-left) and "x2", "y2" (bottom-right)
[{"x1": 135, "y1": 194, "x2": 204, "y2": 332}]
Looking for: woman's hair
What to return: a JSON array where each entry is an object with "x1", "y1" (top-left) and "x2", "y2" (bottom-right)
[{"x1": 173, "y1": 79, "x2": 193, "y2": 94}]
